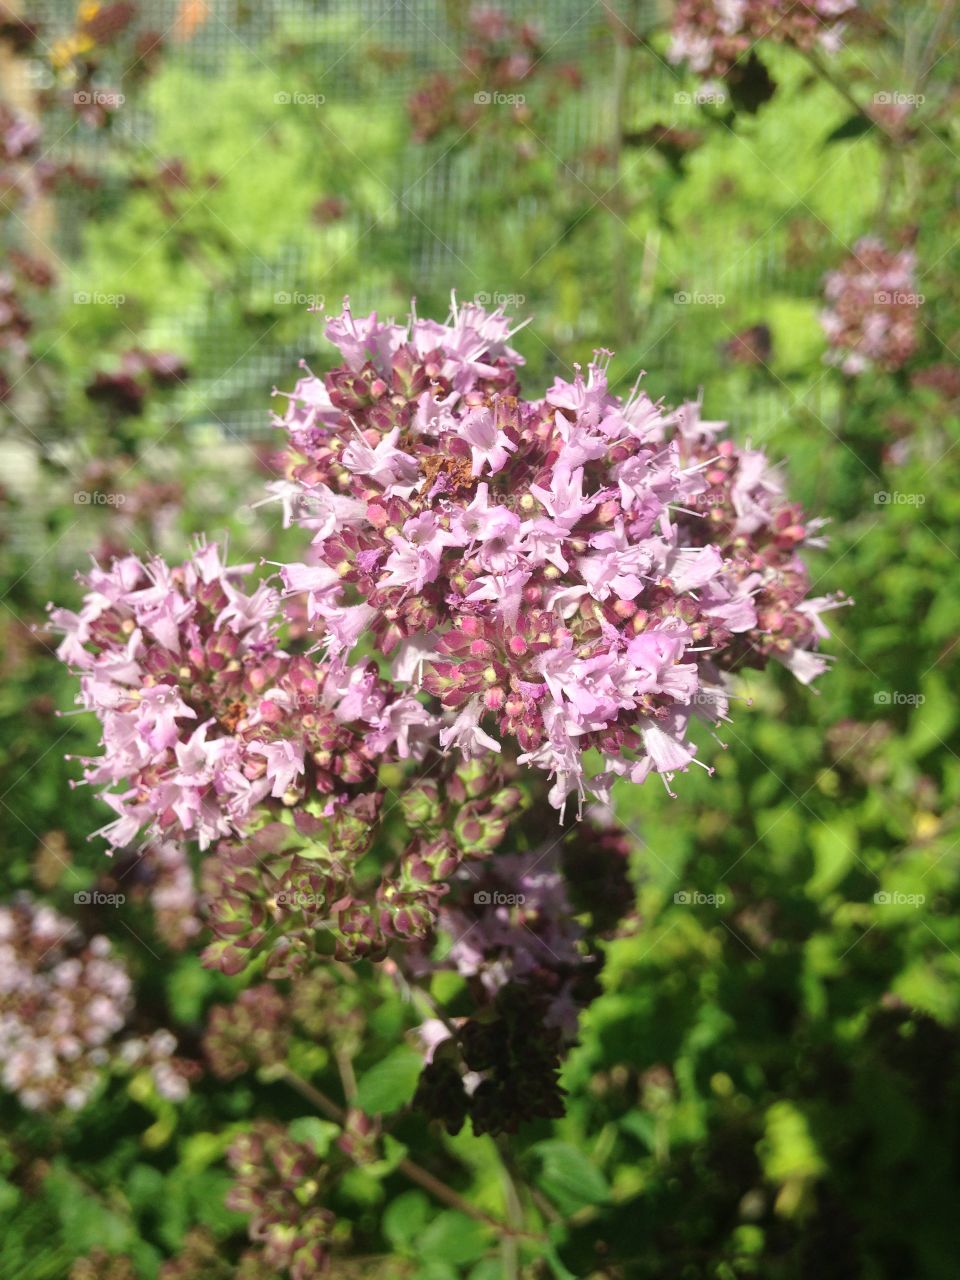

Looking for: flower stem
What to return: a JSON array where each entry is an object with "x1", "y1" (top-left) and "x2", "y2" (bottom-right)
[
  {"x1": 278, "y1": 1066, "x2": 545, "y2": 1241},
  {"x1": 496, "y1": 1135, "x2": 527, "y2": 1279},
  {"x1": 798, "y1": 45, "x2": 897, "y2": 146}
]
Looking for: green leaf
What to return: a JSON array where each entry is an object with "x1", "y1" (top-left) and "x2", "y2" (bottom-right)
[
  {"x1": 758, "y1": 1101, "x2": 826, "y2": 1182},
  {"x1": 806, "y1": 820, "x2": 858, "y2": 899},
  {"x1": 906, "y1": 674, "x2": 957, "y2": 758},
  {"x1": 166, "y1": 955, "x2": 218, "y2": 1025},
  {"x1": 531, "y1": 1141, "x2": 610, "y2": 1214},
  {"x1": 417, "y1": 1210, "x2": 492, "y2": 1264},
  {"x1": 383, "y1": 1190, "x2": 431, "y2": 1249},
  {"x1": 469, "y1": 1261, "x2": 507, "y2": 1280},
  {"x1": 355, "y1": 1047, "x2": 423, "y2": 1115},
  {"x1": 0, "y1": 1177, "x2": 20, "y2": 1211},
  {"x1": 287, "y1": 1116, "x2": 340, "y2": 1156},
  {"x1": 824, "y1": 114, "x2": 875, "y2": 144},
  {"x1": 365, "y1": 1133, "x2": 409, "y2": 1178}
]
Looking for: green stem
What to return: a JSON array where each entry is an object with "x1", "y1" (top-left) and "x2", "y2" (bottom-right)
[
  {"x1": 609, "y1": 10, "x2": 633, "y2": 353},
  {"x1": 278, "y1": 1067, "x2": 546, "y2": 1241},
  {"x1": 496, "y1": 1136, "x2": 526, "y2": 1279},
  {"x1": 914, "y1": 0, "x2": 957, "y2": 96},
  {"x1": 798, "y1": 45, "x2": 898, "y2": 146}
]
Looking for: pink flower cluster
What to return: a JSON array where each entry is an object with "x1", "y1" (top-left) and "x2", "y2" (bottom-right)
[
  {"x1": 271, "y1": 297, "x2": 842, "y2": 816},
  {"x1": 50, "y1": 541, "x2": 434, "y2": 852},
  {"x1": 406, "y1": 6, "x2": 580, "y2": 146},
  {"x1": 52, "y1": 297, "x2": 842, "y2": 868},
  {"x1": 668, "y1": 0, "x2": 857, "y2": 79},
  {"x1": 820, "y1": 236, "x2": 921, "y2": 375}
]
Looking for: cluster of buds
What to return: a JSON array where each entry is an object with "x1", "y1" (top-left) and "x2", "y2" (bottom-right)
[
  {"x1": 85, "y1": 347, "x2": 188, "y2": 416},
  {"x1": 118, "y1": 1027, "x2": 197, "y2": 1101},
  {"x1": 271, "y1": 297, "x2": 842, "y2": 817},
  {"x1": 414, "y1": 983, "x2": 566, "y2": 1136},
  {"x1": 0, "y1": 100, "x2": 41, "y2": 166},
  {"x1": 201, "y1": 758, "x2": 521, "y2": 976},
  {"x1": 410, "y1": 816, "x2": 633, "y2": 1133},
  {"x1": 416, "y1": 842, "x2": 593, "y2": 1039},
  {"x1": 226, "y1": 1123, "x2": 336, "y2": 1280},
  {"x1": 70, "y1": 1252, "x2": 139, "y2": 1280},
  {"x1": 157, "y1": 1228, "x2": 234, "y2": 1280},
  {"x1": 99, "y1": 838, "x2": 201, "y2": 952},
  {"x1": 820, "y1": 236, "x2": 922, "y2": 375},
  {"x1": 668, "y1": 0, "x2": 857, "y2": 80},
  {"x1": 46, "y1": 1, "x2": 163, "y2": 128},
  {"x1": 112, "y1": 840, "x2": 202, "y2": 951},
  {"x1": 0, "y1": 268, "x2": 32, "y2": 379},
  {"x1": 0, "y1": 249, "x2": 56, "y2": 400},
  {"x1": 0, "y1": 894, "x2": 189, "y2": 1110},
  {"x1": 0, "y1": 100, "x2": 75, "y2": 208},
  {"x1": 407, "y1": 5, "x2": 579, "y2": 144},
  {"x1": 203, "y1": 984, "x2": 291, "y2": 1079}
]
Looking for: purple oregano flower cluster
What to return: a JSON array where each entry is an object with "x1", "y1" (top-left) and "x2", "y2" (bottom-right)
[
  {"x1": 49, "y1": 297, "x2": 843, "y2": 1137},
  {"x1": 54, "y1": 298, "x2": 841, "y2": 837},
  {"x1": 669, "y1": 0, "x2": 857, "y2": 79},
  {"x1": 820, "y1": 235, "x2": 922, "y2": 376}
]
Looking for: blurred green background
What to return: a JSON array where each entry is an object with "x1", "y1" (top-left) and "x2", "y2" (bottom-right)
[{"x1": 1, "y1": 1, "x2": 959, "y2": 1276}]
